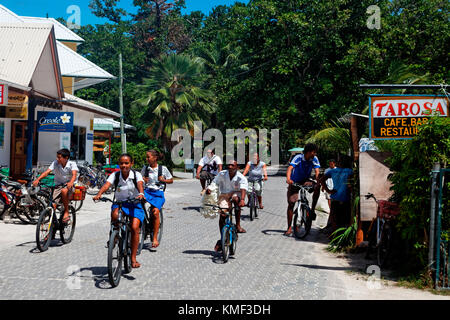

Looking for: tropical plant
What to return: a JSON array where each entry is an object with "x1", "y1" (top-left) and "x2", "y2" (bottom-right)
[
  {"x1": 328, "y1": 216, "x2": 358, "y2": 253},
  {"x1": 132, "y1": 54, "x2": 216, "y2": 151},
  {"x1": 305, "y1": 120, "x2": 351, "y2": 155}
]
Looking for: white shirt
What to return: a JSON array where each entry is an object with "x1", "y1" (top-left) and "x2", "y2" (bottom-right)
[
  {"x1": 208, "y1": 170, "x2": 248, "y2": 194},
  {"x1": 49, "y1": 160, "x2": 78, "y2": 185},
  {"x1": 140, "y1": 165, "x2": 173, "y2": 191},
  {"x1": 199, "y1": 155, "x2": 222, "y2": 175},
  {"x1": 107, "y1": 170, "x2": 144, "y2": 201}
]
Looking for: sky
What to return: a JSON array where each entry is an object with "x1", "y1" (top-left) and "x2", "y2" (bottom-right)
[{"x1": 1, "y1": 0, "x2": 247, "y2": 26}]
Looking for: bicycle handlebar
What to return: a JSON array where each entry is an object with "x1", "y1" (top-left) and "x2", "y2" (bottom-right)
[{"x1": 94, "y1": 197, "x2": 142, "y2": 206}]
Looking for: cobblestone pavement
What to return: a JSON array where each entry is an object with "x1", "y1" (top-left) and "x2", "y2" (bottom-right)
[{"x1": 0, "y1": 176, "x2": 448, "y2": 300}]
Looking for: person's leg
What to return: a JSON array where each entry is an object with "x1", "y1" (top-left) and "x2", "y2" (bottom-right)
[
  {"x1": 130, "y1": 217, "x2": 141, "y2": 268},
  {"x1": 215, "y1": 194, "x2": 229, "y2": 251},
  {"x1": 151, "y1": 207, "x2": 160, "y2": 248},
  {"x1": 257, "y1": 181, "x2": 263, "y2": 209},
  {"x1": 286, "y1": 186, "x2": 297, "y2": 235},
  {"x1": 232, "y1": 194, "x2": 246, "y2": 233},
  {"x1": 310, "y1": 183, "x2": 321, "y2": 212},
  {"x1": 60, "y1": 188, "x2": 70, "y2": 222}
]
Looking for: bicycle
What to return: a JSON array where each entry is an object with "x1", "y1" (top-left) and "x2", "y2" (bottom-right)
[
  {"x1": 291, "y1": 181, "x2": 315, "y2": 239},
  {"x1": 35, "y1": 183, "x2": 76, "y2": 252},
  {"x1": 94, "y1": 197, "x2": 139, "y2": 288},
  {"x1": 204, "y1": 202, "x2": 238, "y2": 263},
  {"x1": 0, "y1": 170, "x2": 45, "y2": 224},
  {"x1": 78, "y1": 162, "x2": 111, "y2": 197},
  {"x1": 364, "y1": 193, "x2": 400, "y2": 267},
  {"x1": 248, "y1": 178, "x2": 262, "y2": 221}
]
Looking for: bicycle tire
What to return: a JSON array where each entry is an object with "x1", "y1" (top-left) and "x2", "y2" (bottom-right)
[
  {"x1": 137, "y1": 219, "x2": 147, "y2": 255},
  {"x1": 107, "y1": 229, "x2": 123, "y2": 287},
  {"x1": 13, "y1": 196, "x2": 32, "y2": 224},
  {"x1": 60, "y1": 206, "x2": 76, "y2": 244},
  {"x1": 377, "y1": 223, "x2": 392, "y2": 267},
  {"x1": 293, "y1": 206, "x2": 310, "y2": 239},
  {"x1": 254, "y1": 195, "x2": 259, "y2": 218},
  {"x1": 221, "y1": 226, "x2": 231, "y2": 263},
  {"x1": 73, "y1": 199, "x2": 83, "y2": 212},
  {"x1": 36, "y1": 208, "x2": 54, "y2": 252},
  {"x1": 230, "y1": 228, "x2": 237, "y2": 256},
  {"x1": 249, "y1": 194, "x2": 254, "y2": 221},
  {"x1": 14, "y1": 195, "x2": 46, "y2": 225},
  {"x1": 123, "y1": 229, "x2": 132, "y2": 274}
]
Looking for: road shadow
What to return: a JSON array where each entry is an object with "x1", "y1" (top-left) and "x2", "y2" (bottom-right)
[
  {"x1": 261, "y1": 229, "x2": 286, "y2": 236},
  {"x1": 281, "y1": 263, "x2": 355, "y2": 272},
  {"x1": 182, "y1": 249, "x2": 232, "y2": 264},
  {"x1": 78, "y1": 266, "x2": 136, "y2": 289},
  {"x1": 182, "y1": 206, "x2": 202, "y2": 213}
]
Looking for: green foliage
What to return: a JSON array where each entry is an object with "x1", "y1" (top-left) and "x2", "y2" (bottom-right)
[
  {"x1": 328, "y1": 216, "x2": 358, "y2": 252},
  {"x1": 110, "y1": 140, "x2": 161, "y2": 169},
  {"x1": 386, "y1": 116, "x2": 450, "y2": 273}
]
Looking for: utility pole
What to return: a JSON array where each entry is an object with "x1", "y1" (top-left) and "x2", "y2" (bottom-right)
[{"x1": 119, "y1": 53, "x2": 126, "y2": 153}]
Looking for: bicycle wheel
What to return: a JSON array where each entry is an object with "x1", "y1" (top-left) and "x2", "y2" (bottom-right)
[
  {"x1": 14, "y1": 195, "x2": 46, "y2": 225},
  {"x1": 123, "y1": 229, "x2": 132, "y2": 274},
  {"x1": 60, "y1": 206, "x2": 76, "y2": 244},
  {"x1": 107, "y1": 229, "x2": 123, "y2": 288},
  {"x1": 249, "y1": 194, "x2": 254, "y2": 221},
  {"x1": 36, "y1": 208, "x2": 54, "y2": 252},
  {"x1": 73, "y1": 199, "x2": 83, "y2": 212},
  {"x1": 221, "y1": 226, "x2": 231, "y2": 263},
  {"x1": 230, "y1": 228, "x2": 237, "y2": 256},
  {"x1": 377, "y1": 223, "x2": 392, "y2": 267},
  {"x1": 293, "y1": 206, "x2": 310, "y2": 239},
  {"x1": 137, "y1": 219, "x2": 147, "y2": 255}
]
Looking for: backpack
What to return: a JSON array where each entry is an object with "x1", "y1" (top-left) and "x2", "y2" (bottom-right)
[
  {"x1": 113, "y1": 169, "x2": 138, "y2": 193},
  {"x1": 142, "y1": 164, "x2": 166, "y2": 191}
]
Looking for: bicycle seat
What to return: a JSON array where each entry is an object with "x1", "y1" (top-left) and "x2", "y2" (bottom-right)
[{"x1": 377, "y1": 200, "x2": 400, "y2": 219}]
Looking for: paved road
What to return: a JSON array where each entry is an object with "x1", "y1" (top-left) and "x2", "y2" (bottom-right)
[{"x1": 0, "y1": 176, "x2": 447, "y2": 300}]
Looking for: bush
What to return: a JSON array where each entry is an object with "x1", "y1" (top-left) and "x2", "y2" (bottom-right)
[
  {"x1": 386, "y1": 116, "x2": 450, "y2": 274},
  {"x1": 111, "y1": 140, "x2": 161, "y2": 169}
]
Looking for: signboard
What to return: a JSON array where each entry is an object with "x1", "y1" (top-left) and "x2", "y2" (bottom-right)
[
  {"x1": 369, "y1": 95, "x2": 449, "y2": 139},
  {"x1": 87, "y1": 133, "x2": 94, "y2": 140},
  {"x1": 0, "y1": 92, "x2": 28, "y2": 119},
  {"x1": 37, "y1": 111, "x2": 74, "y2": 132},
  {"x1": 0, "y1": 84, "x2": 8, "y2": 105}
]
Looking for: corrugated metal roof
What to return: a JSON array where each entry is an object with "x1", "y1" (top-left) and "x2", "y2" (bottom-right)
[
  {"x1": 21, "y1": 16, "x2": 84, "y2": 43},
  {"x1": 0, "y1": 5, "x2": 23, "y2": 23},
  {"x1": 64, "y1": 92, "x2": 121, "y2": 118},
  {"x1": 0, "y1": 23, "x2": 53, "y2": 87},
  {"x1": 94, "y1": 118, "x2": 135, "y2": 130},
  {"x1": 57, "y1": 41, "x2": 115, "y2": 88}
]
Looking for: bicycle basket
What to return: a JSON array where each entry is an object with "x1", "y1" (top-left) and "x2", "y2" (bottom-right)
[
  {"x1": 377, "y1": 200, "x2": 400, "y2": 219},
  {"x1": 200, "y1": 183, "x2": 219, "y2": 219},
  {"x1": 72, "y1": 186, "x2": 86, "y2": 201}
]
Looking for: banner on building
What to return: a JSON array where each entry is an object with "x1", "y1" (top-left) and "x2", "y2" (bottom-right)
[
  {"x1": 37, "y1": 111, "x2": 74, "y2": 132},
  {"x1": 369, "y1": 95, "x2": 449, "y2": 139},
  {"x1": 0, "y1": 83, "x2": 8, "y2": 106}
]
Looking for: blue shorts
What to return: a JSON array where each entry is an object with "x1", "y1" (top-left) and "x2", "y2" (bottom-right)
[
  {"x1": 144, "y1": 189, "x2": 165, "y2": 211},
  {"x1": 111, "y1": 202, "x2": 145, "y2": 224}
]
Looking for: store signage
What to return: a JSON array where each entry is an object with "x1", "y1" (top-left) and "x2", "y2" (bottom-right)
[
  {"x1": 37, "y1": 111, "x2": 74, "y2": 132},
  {"x1": 87, "y1": 133, "x2": 94, "y2": 140},
  {"x1": 369, "y1": 95, "x2": 449, "y2": 139},
  {"x1": 0, "y1": 84, "x2": 8, "y2": 106}
]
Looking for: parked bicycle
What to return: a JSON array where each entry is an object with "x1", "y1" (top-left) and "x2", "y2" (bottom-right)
[
  {"x1": 35, "y1": 183, "x2": 76, "y2": 252},
  {"x1": 291, "y1": 181, "x2": 315, "y2": 239},
  {"x1": 94, "y1": 197, "x2": 138, "y2": 288},
  {"x1": 204, "y1": 203, "x2": 238, "y2": 263},
  {"x1": 364, "y1": 193, "x2": 400, "y2": 267},
  {"x1": 248, "y1": 178, "x2": 262, "y2": 221},
  {"x1": 78, "y1": 162, "x2": 111, "y2": 197}
]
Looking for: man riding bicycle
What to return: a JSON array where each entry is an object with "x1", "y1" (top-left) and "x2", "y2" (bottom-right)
[
  {"x1": 285, "y1": 143, "x2": 321, "y2": 236},
  {"x1": 196, "y1": 149, "x2": 222, "y2": 193},
  {"x1": 206, "y1": 160, "x2": 248, "y2": 252}
]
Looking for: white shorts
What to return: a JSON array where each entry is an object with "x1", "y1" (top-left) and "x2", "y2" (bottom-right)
[{"x1": 218, "y1": 192, "x2": 241, "y2": 209}]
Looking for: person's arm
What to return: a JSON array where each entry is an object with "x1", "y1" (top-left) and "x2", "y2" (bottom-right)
[
  {"x1": 196, "y1": 165, "x2": 203, "y2": 179},
  {"x1": 93, "y1": 181, "x2": 112, "y2": 200},
  {"x1": 314, "y1": 168, "x2": 320, "y2": 181},
  {"x1": 33, "y1": 168, "x2": 52, "y2": 186},
  {"x1": 242, "y1": 163, "x2": 250, "y2": 176},
  {"x1": 137, "y1": 181, "x2": 145, "y2": 200},
  {"x1": 159, "y1": 167, "x2": 174, "y2": 184},
  {"x1": 262, "y1": 164, "x2": 268, "y2": 181},
  {"x1": 67, "y1": 170, "x2": 77, "y2": 189},
  {"x1": 286, "y1": 166, "x2": 294, "y2": 185},
  {"x1": 239, "y1": 188, "x2": 246, "y2": 207},
  {"x1": 141, "y1": 167, "x2": 149, "y2": 184},
  {"x1": 218, "y1": 164, "x2": 222, "y2": 172}
]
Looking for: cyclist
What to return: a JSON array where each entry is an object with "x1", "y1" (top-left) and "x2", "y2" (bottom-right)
[
  {"x1": 242, "y1": 153, "x2": 268, "y2": 209},
  {"x1": 141, "y1": 149, "x2": 173, "y2": 248},
  {"x1": 32, "y1": 148, "x2": 78, "y2": 224},
  {"x1": 285, "y1": 143, "x2": 321, "y2": 236},
  {"x1": 93, "y1": 154, "x2": 145, "y2": 269},
  {"x1": 196, "y1": 149, "x2": 222, "y2": 193},
  {"x1": 206, "y1": 160, "x2": 248, "y2": 252}
]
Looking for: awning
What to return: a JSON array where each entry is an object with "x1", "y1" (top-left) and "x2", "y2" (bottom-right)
[{"x1": 288, "y1": 147, "x2": 304, "y2": 152}]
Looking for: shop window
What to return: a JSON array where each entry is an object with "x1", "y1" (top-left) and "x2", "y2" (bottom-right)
[{"x1": 70, "y1": 126, "x2": 86, "y2": 160}]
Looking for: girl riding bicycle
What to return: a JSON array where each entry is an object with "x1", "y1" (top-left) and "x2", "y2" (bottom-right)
[
  {"x1": 242, "y1": 153, "x2": 268, "y2": 209},
  {"x1": 93, "y1": 154, "x2": 145, "y2": 269},
  {"x1": 141, "y1": 150, "x2": 173, "y2": 248}
]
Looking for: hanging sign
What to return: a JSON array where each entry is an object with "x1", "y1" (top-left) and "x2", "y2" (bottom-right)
[
  {"x1": 369, "y1": 95, "x2": 449, "y2": 139},
  {"x1": 0, "y1": 84, "x2": 8, "y2": 106},
  {"x1": 37, "y1": 111, "x2": 74, "y2": 132}
]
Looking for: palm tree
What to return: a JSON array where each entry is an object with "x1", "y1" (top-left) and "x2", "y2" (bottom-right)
[{"x1": 132, "y1": 54, "x2": 216, "y2": 151}]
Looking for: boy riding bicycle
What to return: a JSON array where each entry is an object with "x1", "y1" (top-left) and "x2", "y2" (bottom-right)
[
  {"x1": 206, "y1": 160, "x2": 248, "y2": 252},
  {"x1": 141, "y1": 149, "x2": 173, "y2": 248},
  {"x1": 33, "y1": 148, "x2": 78, "y2": 224},
  {"x1": 93, "y1": 154, "x2": 145, "y2": 269},
  {"x1": 285, "y1": 143, "x2": 321, "y2": 236}
]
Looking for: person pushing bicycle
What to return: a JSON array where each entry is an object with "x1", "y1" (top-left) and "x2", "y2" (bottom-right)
[
  {"x1": 242, "y1": 153, "x2": 268, "y2": 209},
  {"x1": 285, "y1": 143, "x2": 321, "y2": 236},
  {"x1": 33, "y1": 148, "x2": 78, "y2": 224},
  {"x1": 140, "y1": 149, "x2": 173, "y2": 248},
  {"x1": 93, "y1": 154, "x2": 145, "y2": 269},
  {"x1": 206, "y1": 160, "x2": 248, "y2": 252}
]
